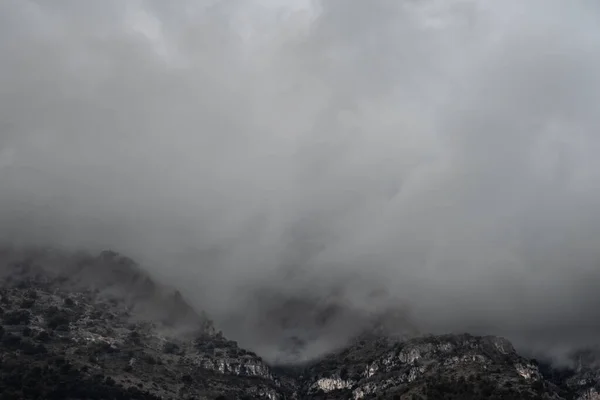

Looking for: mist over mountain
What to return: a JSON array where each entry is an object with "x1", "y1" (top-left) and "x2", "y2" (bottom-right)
[{"x1": 2, "y1": 0, "x2": 600, "y2": 363}]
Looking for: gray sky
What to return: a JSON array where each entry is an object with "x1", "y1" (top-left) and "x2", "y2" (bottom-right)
[{"x1": 2, "y1": 0, "x2": 600, "y2": 362}]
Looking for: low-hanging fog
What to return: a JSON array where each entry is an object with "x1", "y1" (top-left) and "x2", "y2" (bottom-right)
[{"x1": 2, "y1": 0, "x2": 600, "y2": 363}]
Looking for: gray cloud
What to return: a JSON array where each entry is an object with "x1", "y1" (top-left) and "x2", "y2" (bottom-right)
[{"x1": 2, "y1": 0, "x2": 600, "y2": 362}]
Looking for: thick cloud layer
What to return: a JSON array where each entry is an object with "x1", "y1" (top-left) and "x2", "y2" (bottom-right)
[{"x1": 2, "y1": 0, "x2": 600, "y2": 362}]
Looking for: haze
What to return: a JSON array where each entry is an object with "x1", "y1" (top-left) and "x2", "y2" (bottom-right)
[{"x1": 2, "y1": 0, "x2": 600, "y2": 362}]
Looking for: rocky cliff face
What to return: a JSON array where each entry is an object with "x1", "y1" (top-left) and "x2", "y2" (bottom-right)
[
  {"x1": 299, "y1": 334, "x2": 555, "y2": 399},
  {"x1": 1, "y1": 248, "x2": 599, "y2": 399}
]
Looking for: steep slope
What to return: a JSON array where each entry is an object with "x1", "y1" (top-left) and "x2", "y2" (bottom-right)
[{"x1": 0, "y1": 248, "x2": 286, "y2": 399}]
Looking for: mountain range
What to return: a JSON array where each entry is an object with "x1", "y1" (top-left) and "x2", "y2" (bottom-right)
[{"x1": 1, "y1": 248, "x2": 599, "y2": 400}]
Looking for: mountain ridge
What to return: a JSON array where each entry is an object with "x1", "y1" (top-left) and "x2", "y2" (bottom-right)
[{"x1": 1, "y1": 248, "x2": 599, "y2": 399}]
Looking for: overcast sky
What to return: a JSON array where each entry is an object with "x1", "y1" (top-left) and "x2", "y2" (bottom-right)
[{"x1": 2, "y1": 0, "x2": 600, "y2": 362}]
